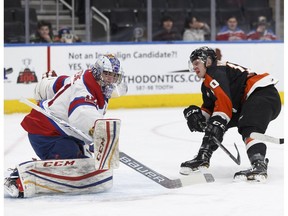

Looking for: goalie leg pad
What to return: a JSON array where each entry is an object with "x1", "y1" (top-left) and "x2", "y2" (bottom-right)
[
  {"x1": 93, "y1": 119, "x2": 121, "y2": 170},
  {"x1": 16, "y1": 158, "x2": 113, "y2": 198}
]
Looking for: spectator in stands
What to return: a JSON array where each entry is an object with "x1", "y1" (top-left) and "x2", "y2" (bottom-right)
[
  {"x1": 182, "y1": 16, "x2": 210, "y2": 41},
  {"x1": 54, "y1": 27, "x2": 82, "y2": 43},
  {"x1": 216, "y1": 16, "x2": 246, "y2": 41},
  {"x1": 153, "y1": 15, "x2": 182, "y2": 41},
  {"x1": 247, "y1": 16, "x2": 277, "y2": 41},
  {"x1": 30, "y1": 20, "x2": 55, "y2": 43}
]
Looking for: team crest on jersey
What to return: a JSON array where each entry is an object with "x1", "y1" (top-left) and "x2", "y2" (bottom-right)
[{"x1": 85, "y1": 95, "x2": 97, "y2": 105}]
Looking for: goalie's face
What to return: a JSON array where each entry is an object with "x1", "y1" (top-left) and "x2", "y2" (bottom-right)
[
  {"x1": 189, "y1": 59, "x2": 207, "y2": 78},
  {"x1": 101, "y1": 71, "x2": 122, "y2": 85}
]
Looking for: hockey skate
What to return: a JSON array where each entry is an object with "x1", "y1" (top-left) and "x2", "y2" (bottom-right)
[
  {"x1": 4, "y1": 168, "x2": 24, "y2": 198},
  {"x1": 180, "y1": 149, "x2": 212, "y2": 175},
  {"x1": 234, "y1": 158, "x2": 269, "y2": 183}
]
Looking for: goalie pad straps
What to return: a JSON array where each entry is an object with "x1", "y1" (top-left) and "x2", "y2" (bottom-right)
[
  {"x1": 17, "y1": 158, "x2": 113, "y2": 197},
  {"x1": 93, "y1": 119, "x2": 121, "y2": 170}
]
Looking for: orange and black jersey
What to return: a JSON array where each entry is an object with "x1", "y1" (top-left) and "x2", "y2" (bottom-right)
[{"x1": 201, "y1": 61, "x2": 278, "y2": 123}]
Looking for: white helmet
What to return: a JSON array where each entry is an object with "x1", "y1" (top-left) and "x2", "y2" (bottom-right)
[
  {"x1": 92, "y1": 54, "x2": 123, "y2": 84},
  {"x1": 91, "y1": 54, "x2": 124, "y2": 98}
]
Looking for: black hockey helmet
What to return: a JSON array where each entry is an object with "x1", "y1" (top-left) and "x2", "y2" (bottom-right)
[{"x1": 190, "y1": 46, "x2": 217, "y2": 64}]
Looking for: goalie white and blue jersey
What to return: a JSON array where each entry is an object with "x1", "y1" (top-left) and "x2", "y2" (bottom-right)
[{"x1": 21, "y1": 69, "x2": 108, "y2": 142}]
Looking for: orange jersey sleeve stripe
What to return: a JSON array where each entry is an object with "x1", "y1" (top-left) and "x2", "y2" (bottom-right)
[{"x1": 204, "y1": 74, "x2": 233, "y2": 119}]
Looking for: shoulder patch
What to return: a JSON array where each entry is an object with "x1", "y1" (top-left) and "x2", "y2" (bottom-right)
[
  {"x1": 209, "y1": 79, "x2": 219, "y2": 89},
  {"x1": 85, "y1": 95, "x2": 97, "y2": 105}
]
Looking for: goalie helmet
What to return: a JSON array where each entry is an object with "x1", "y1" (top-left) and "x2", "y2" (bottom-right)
[
  {"x1": 91, "y1": 54, "x2": 124, "y2": 98},
  {"x1": 189, "y1": 46, "x2": 217, "y2": 64}
]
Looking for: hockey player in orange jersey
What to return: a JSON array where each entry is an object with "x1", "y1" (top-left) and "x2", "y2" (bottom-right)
[{"x1": 180, "y1": 46, "x2": 281, "y2": 182}]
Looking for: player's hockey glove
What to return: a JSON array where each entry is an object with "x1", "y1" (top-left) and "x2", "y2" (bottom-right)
[
  {"x1": 183, "y1": 105, "x2": 206, "y2": 132},
  {"x1": 205, "y1": 115, "x2": 227, "y2": 142}
]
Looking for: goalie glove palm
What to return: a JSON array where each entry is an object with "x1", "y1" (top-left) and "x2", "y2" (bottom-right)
[
  {"x1": 183, "y1": 105, "x2": 206, "y2": 132},
  {"x1": 205, "y1": 115, "x2": 227, "y2": 142}
]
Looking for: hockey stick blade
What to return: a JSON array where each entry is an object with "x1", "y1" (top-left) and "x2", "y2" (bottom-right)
[
  {"x1": 250, "y1": 132, "x2": 284, "y2": 144},
  {"x1": 119, "y1": 152, "x2": 214, "y2": 189},
  {"x1": 19, "y1": 98, "x2": 214, "y2": 188},
  {"x1": 211, "y1": 137, "x2": 241, "y2": 165}
]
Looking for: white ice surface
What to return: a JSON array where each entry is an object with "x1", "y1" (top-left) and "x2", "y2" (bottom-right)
[{"x1": 3, "y1": 107, "x2": 285, "y2": 216}]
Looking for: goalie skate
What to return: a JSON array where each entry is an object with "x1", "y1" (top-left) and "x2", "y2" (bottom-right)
[
  {"x1": 233, "y1": 158, "x2": 269, "y2": 183},
  {"x1": 4, "y1": 168, "x2": 24, "y2": 198},
  {"x1": 4, "y1": 178, "x2": 20, "y2": 198}
]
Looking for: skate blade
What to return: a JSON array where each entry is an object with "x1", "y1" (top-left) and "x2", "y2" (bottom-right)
[
  {"x1": 234, "y1": 174, "x2": 267, "y2": 183},
  {"x1": 180, "y1": 166, "x2": 208, "y2": 175},
  {"x1": 233, "y1": 174, "x2": 247, "y2": 182},
  {"x1": 248, "y1": 174, "x2": 267, "y2": 183},
  {"x1": 4, "y1": 184, "x2": 19, "y2": 198}
]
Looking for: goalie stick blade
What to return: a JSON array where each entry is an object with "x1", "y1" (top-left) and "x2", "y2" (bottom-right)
[
  {"x1": 250, "y1": 132, "x2": 284, "y2": 144},
  {"x1": 119, "y1": 152, "x2": 214, "y2": 189}
]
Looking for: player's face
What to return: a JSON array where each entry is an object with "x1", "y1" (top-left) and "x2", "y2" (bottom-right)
[
  {"x1": 191, "y1": 59, "x2": 206, "y2": 78},
  {"x1": 102, "y1": 71, "x2": 120, "y2": 85}
]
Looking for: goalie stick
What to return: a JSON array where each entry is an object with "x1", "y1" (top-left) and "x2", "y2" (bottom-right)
[
  {"x1": 19, "y1": 98, "x2": 214, "y2": 188},
  {"x1": 250, "y1": 132, "x2": 284, "y2": 144}
]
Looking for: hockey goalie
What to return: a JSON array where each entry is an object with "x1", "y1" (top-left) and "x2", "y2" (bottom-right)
[{"x1": 4, "y1": 54, "x2": 128, "y2": 198}]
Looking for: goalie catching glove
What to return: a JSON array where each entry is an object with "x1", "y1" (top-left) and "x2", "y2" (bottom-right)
[{"x1": 183, "y1": 105, "x2": 206, "y2": 132}]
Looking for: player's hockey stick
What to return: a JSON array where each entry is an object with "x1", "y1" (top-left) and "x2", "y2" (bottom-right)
[
  {"x1": 211, "y1": 136, "x2": 241, "y2": 165},
  {"x1": 211, "y1": 133, "x2": 284, "y2": 166},
  {"x1": 199, "y1": 124, "x2": 241, "y2": 165},
  {"x1": 250, "y1": 132, "x2": 284, "y2": 144},
  {"x1": 19, "y1": 98, "x2": 214, "y2": 188}
]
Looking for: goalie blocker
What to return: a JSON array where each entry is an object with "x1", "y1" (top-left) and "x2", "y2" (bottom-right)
[{"x1": 5, "y1": 119, "x2": 121, "y2": 198}]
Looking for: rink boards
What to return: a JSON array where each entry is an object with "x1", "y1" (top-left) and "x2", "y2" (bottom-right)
[{"x1": 4, "y1": 41, "x2": 284, "y2": 113}]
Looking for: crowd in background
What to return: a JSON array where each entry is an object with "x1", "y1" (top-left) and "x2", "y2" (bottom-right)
[
  {"x1": 4, "y1": 0, "x2": 279, "y2": 44},
  {"x1": 31, "y1": 13, "x2": 276, "y2": 44},
  {"x1": 152, "y1": 15, "x2": 277, "y2": 42}
]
